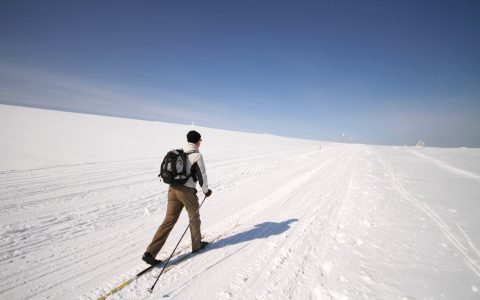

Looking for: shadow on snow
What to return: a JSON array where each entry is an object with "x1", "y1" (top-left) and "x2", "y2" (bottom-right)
[
  {"x1": 156, "y1": 219, "x2": 298, "y2": 272},
  {"x1": 211, "y1": 218, "x2": 298, "y2": 250}
]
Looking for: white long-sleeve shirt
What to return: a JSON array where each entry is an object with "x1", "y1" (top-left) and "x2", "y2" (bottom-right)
[{"x1": 183, "y1": 143, "x2": 209, "y2": 194}]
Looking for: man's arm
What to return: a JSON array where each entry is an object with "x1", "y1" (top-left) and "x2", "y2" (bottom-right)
[{"x1": 192, "y1": 155, "x2": 209, "y2": 194}]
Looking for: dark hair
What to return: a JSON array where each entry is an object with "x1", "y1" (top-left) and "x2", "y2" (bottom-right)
[{"x1": 187, "y1": 130, "x2": 202, "y2": 143}]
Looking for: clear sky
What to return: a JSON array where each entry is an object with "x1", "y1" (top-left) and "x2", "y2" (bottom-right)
[{"x1": 1, "y1": 0, "x2": 479, "y2": 147}]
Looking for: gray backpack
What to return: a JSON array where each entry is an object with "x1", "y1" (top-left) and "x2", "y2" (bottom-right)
[{"x1": 158, "y1": 149, "x2": 194, "y2": 185}]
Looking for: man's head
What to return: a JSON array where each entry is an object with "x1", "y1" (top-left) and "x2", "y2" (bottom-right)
[{"x1": 187, "y1": 130, "x2": 202, "y2": 147}]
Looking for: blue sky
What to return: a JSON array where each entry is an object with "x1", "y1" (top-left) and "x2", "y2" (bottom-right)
[{"x1": 1, "y1": 0, "x2": 479, "y2": 147}]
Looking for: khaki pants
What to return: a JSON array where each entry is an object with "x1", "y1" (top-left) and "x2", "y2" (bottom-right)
[{"x1": 146, "y1": 185, "x2": 202, "y2": 257}]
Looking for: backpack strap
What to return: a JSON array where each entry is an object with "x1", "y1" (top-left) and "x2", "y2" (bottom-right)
[
  {"x1": 180, "y1": 150, "x2": 196, "y2": 182},
  {"x1": 182, "y1": 150, "x2": 197, "y2": 182}
]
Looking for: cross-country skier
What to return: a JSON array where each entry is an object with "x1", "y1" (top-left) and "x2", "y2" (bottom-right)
[{"x1": 142, "y1": 130, "x2": 212, "y2": 265}]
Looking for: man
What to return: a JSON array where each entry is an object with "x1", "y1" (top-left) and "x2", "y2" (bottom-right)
[{"x1": 142, "y1": 130, "x2": 212, "y2": 265}]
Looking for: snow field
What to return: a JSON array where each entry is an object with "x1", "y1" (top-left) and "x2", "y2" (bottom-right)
[{"x1": 1, "y1": 105, "x2": 480, "y2": 299}]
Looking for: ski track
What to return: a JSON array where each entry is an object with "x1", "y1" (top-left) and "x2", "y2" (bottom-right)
[
  {"x1": 110, "y1": 144, "x2": 480, "y2": 300},
  {"x1": 0, "y1": 144, "x2": 340, "y2": 299},
  {"x1": 109, "y1": 145, "x2": 361, "y2": 299},
  {"x1": 406, "y1": 149, "x2": 480, "y2": 181},
  {"x1": 103, "y1": 145, "x2": 351, "y2": 298},
  {"x1": 231, "y1": 147, "x2": 359, "y2": 300},
  {"x1": 375, "y1": 149, "x2": 480, "y2": 279},
  {"x1": 2, "y1": 142, "x2": 480, "y2": 299},
  {"x1": 229, "y1": 147, "x2": 359, "y2": 299}
]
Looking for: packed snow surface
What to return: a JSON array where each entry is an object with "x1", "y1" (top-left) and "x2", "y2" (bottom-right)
[{"x1": 1, "y1": 104, "x2": 480, "y2": 299}]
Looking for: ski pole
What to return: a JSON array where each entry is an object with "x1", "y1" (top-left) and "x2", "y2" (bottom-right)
[{"x1": 148, "y1": 195, "x2": 208, "y2": 293}]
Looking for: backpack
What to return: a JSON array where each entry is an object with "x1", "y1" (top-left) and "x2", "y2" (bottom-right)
[{"x1": 158, "y1": 149, "x2": 194, "y2": 185}]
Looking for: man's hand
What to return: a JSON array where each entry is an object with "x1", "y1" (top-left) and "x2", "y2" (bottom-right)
[{"x1": 204, "y1": 189, "x2": 212, "y2": 197}]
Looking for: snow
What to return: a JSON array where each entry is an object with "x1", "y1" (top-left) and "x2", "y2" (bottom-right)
[{"x1": 1, "y1": 104, "x2": 479, "y2": 299}]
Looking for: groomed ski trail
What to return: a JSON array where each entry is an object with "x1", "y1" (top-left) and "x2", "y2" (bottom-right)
[
  {"x1": 101, "y1": 145, "x2": 362, "y2": 299},
  {"x1": 0, "y1": 143, "x2": 341, "y2": 299},
  {"x1": 2, "y1": 142, "x2": 480, "y2": 299}
]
